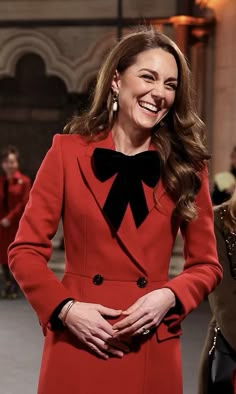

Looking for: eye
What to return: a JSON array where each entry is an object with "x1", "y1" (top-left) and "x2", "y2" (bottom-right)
[
  {"x1": 166, "y1": 83, "x2": 177, "y2": 91},
  {"x1": 141, "y1": 74, "x2": 155, "y2": 81}
]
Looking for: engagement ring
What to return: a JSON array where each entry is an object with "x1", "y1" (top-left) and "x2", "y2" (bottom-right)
[{"x1": 142, "y1": 328, "x2": 150, "y2": 335}]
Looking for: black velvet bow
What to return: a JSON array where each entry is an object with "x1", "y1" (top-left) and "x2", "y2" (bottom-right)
[{"x1": 92, "y1": 148, "x2": 161, "y2": 230}]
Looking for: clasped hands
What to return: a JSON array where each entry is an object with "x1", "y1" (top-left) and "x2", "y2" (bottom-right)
[{"x1": 60, "y1": 288, "x2": 176, "y2": 360}]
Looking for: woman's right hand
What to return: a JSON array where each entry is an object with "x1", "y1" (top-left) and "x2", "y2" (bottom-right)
[{"x1": 59, "y1": 301, "x2": 129, "y2": 359}]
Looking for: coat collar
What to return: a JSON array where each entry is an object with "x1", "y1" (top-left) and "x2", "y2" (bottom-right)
[{"x1": 77, "y1": 132, "x2": 167, "y2": 272}]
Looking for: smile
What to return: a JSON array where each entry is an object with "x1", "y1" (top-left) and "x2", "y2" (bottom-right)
[{"x1": 138, "y1": 101, "x2": 159, "y2": 114}]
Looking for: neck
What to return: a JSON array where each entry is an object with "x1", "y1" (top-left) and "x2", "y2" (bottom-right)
[{"x1": 111, "y1": 123, "x2": 151, "y2": 156}]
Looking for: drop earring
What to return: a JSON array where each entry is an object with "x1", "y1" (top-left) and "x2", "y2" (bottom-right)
[{"x1": 112, "y1": 92, "x2": 118, "y2": 112}]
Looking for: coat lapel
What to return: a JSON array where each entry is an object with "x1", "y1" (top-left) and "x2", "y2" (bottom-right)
[
  {"x1": 76, "y1": 132, "x2": 167, "y2": 272},
  {"x1": 77, "y1": 132, "x2": 116, "y2": 211}
]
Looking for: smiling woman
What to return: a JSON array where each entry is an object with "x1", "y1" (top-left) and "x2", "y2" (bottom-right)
[{"x1": 8, "y1": 27, "x2": 222, "y2": 394}]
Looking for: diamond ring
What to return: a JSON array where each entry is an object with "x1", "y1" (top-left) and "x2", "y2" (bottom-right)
[{"x1": 142, "y1": 328, "x2": 151, "y2": 336}]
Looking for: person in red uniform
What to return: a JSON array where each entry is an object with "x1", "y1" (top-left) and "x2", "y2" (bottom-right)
[{"x1": 0, "y1": 145, "x2": 31, "y2": 298}]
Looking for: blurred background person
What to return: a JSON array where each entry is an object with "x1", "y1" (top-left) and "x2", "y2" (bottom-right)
[
  {"x1": 198, "y1": 187, "x2": 236, "y2": 394},
  {"x1": 0, "y1": 146, "x2": 31, "y2": 298},
  {"x1": 211, "y1": 146, "x2": 236, "y2": 206}
]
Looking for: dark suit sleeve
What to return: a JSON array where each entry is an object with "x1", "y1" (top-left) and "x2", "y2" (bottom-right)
[{"x1": 208, "y1": 210, "x2": 236, "y2": 351}]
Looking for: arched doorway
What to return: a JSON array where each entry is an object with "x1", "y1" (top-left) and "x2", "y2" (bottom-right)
[{"x1": 0, "y1": 53, "x2": 90, "y2": 180}]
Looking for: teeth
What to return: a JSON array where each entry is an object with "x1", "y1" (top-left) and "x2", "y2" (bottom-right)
[{"x1": 139, "y1": 101, "x2": 158, "y2": 113}]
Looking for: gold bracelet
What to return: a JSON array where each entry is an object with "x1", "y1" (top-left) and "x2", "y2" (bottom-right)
[{"x1": 62, "y1": 300, "x2": 76, "y2": 326}]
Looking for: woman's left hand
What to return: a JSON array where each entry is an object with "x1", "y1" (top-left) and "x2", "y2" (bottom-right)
[{"x1": 112, "y1": 288, "x2": 176, "y2": 337}]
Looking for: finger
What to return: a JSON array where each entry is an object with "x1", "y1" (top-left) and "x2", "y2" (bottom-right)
[
  {"x1": 133, "y1": 322, "x2": 155, "y2": 336},
  {"x1": 113, "y1": 308, "x2": 145, "y2": 331},
  {"x1": 87, "y1": 342, "x2": 109, "y2": 360},
  {"x1": 92, "y1": 337, "x2": 124, "y2": 358},
  {"x1": 95, "y1": 329, "x2": 130, "y2": 353},
  {"x1": 115, "y1": 316, "x2": 152, "y2": 337},
  {"x1": 122, "y1": 299, "x2": 144, "y2": 315},
  {"x1": 99, "y1": 318, "x2": 120, "y2": 337},
  {"x1": 96, "y1": 305, "x2": 122, "y2": 317}
]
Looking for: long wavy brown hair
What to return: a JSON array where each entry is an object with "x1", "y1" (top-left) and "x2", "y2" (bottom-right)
[
  {"x1": 64, "y1": 27, "x2": 210, "y2": 222},
  {"x1": 223, "y1": 188, "x2": 236, "y2": 232}
]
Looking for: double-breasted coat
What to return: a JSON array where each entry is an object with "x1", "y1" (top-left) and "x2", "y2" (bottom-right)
[
  {"x1": 0, "y1": 170, "x2": 31, "y2": 264},
  {"x1": 8, "y1": 133, "x2": 222, "y2": 394},
  {"x1": 198, "y1": 207, "x2": 236, "y2": 394}
]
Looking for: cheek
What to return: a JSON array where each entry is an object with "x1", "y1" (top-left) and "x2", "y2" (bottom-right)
[
  {"x1": 118, "y1": 89, "x2": 133, "y2": 110},
  {"x1": 166, "y1": 92, "x2": 176, "y2": 108}
]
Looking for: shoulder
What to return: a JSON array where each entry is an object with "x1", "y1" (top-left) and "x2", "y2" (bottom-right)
[
  {"x1": 51, "y1": 133, "x2": 90, "y2": 154},
  {"x1": 52, "y1": 133, "x2": 88, "y2": 146}
]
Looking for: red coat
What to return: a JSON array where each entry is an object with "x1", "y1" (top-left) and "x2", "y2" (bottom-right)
[
  {"x1": 0, "y1": 170, "x2": 31, "y2": 264},
  {"x1": 8, "y1": 134, "x2": 222, "y2": 394}
]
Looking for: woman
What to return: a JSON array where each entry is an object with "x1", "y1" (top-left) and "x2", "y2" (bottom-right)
[
  {"x1": 198, "y1": 188, "x2": 236, "y2": 394},
  {"x1": 0, "y1": 145, "x2": 31, "y2": 298},
  {"x1": 8, "y1": 28, "x2": 222, "y2": 394}
]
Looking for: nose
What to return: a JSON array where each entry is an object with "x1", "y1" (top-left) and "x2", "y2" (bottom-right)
[{"x1": 151, "y1": 83, "x2": 166, "y2": 105}]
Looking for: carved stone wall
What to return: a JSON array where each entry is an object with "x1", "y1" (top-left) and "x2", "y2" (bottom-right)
[{"x1": 0, "y1": 28, "x2": 117, "y2": 93}]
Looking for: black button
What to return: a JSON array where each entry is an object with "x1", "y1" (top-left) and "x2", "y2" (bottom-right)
[
  {"x1": 93, "y1": 274, "x2": 104, "y2": 285},
  {"x1": 137, "y1": 277, "x2": 147, "y2": 288}
]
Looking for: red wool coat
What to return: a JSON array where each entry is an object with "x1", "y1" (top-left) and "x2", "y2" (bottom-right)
[
  {"x1": 0, "y1": 170, "x2": 31, "y2": 264},
  {"x1": 8, "y1": 133, "x2": 222, "y2": 394}
]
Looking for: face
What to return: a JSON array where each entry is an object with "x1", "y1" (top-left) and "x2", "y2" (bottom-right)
[
  {"x1": 1, "y1": 153, "x2": 19, "y2": 176},
  {"x1": 112, "y1": 48, "x2": 178, "y2": 134}
]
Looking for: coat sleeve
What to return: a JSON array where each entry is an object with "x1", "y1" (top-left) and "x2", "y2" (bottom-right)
[
  {"x1": 208, "y1": 210, "x2": 236, "y2": 351},
  {"x1": 8, "y1": 134, "x2": 73, "y2": 335},
  {"x1": 162, "y1": 167, "x2": 222, "y2": 330},
  {"x1": 6, "y1": 176, "x2": 31, "y2": 223}
]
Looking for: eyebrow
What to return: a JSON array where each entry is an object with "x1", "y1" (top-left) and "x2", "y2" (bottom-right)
[{"x1": 139, "y1": 68, "x2": 178, "y2": 82}]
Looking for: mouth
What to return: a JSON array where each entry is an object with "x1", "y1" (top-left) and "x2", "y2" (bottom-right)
[{"x1": 138, "y1": 100, "x2": 160, "y2": 114}]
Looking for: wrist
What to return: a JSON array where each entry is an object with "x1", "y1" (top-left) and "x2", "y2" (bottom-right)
[
  {"x1": 59, "y1": 300, "x2": 76, "y2": 326},
  {"x1": 162, "y1": 288, "x2": 176, "y2": 308}
]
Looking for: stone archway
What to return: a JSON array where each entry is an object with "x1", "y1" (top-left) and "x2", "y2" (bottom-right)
[
  {"x1": 0, "y1": 29, "x2": 119, "y2": 180},
  {"x1": 0, "y1": 29, "x2": 117, "y2": 94},
  {"x1": 0, "y1": 53, "x2": 86, "y2": 180}
]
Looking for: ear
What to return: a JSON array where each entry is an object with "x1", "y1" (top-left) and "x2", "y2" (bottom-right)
[{"x1": 111, "y1": 70, "x2": 121, "y2": 93}]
